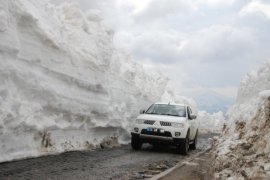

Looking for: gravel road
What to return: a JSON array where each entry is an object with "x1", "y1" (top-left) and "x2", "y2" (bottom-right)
[{"x1": 0, "y1": 133, "x2": 216, "y2": 180}]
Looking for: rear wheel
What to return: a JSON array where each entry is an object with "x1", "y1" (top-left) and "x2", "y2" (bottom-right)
[
  {"x1": 150, "y1": 143, "x2": 159, "y2": 149},
  {"x1": 190, "y1": 130, "x2": 198, "y2": 150},
  {"x1": 131, "y1": 136, "x2": 142, "y2": 150},
  {"x1": 178, "y1": 131, "x2": 189, "y2": 155}
]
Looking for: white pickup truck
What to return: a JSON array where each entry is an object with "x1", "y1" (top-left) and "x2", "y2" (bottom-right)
[{"x1": 131, "y1": 102, "x2": 199, "y2": 155}]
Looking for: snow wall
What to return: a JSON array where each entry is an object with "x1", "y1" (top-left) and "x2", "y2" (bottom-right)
[
  {"x1": 214, "y1": 61, "x2": 270, "y2": 179},
  {"x1": 0, "y1": 0, "x2": 225, "y2": 163},
  {"x1": 0, "y1": 0, "x2": 171, "y2": 162}
]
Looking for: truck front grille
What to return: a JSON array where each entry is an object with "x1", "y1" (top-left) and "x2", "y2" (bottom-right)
[{"x1": 160, "y1": 121, "x2": 172, "y2": 126}]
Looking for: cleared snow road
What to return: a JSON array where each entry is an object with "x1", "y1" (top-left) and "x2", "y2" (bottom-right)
[{"x1": 0, "y1": 133, "x2": 216, "y2": 180}]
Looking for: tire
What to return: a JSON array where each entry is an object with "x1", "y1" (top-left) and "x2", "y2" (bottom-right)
[
  {"x1": 151, "y1": 143, "x2": 161, "y2": 150},
  {"x1": 131, "y1": 136, "x2": 142, "y2": 150},
  {"x1": 190, "y1": 130, "x2": 198, "y2": 150},
  {"x1": 178, "y1": 131, "x2": 189, "y2": 155}
]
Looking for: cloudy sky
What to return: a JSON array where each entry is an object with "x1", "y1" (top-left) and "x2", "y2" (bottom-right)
[{"x1": 55, "y1": 0, "x2": 270, "y2": 99}]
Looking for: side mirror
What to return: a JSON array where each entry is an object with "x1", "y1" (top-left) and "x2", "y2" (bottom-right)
[
  {"x1": 140, "y1": 110, "x2": 145, "y2": 114},
  {"x1": 190, "y1": 115, "x2": 197, "y2": 120}
]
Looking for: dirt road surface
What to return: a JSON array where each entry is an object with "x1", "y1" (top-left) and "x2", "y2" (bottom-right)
[{"x1": 0, "y1": 133, "x2": 216, "y2": 180}]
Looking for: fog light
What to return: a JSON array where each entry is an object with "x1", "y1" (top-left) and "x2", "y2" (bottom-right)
[
  {"x1": 175, "y1": 132, "x2": 181, "y2": 137},
  {"x1": 134, "y1": 127, "x2": 139, "y2": 132},
  {"x1": 160, "y1": 129, "x2": 165, "y2": 133}
]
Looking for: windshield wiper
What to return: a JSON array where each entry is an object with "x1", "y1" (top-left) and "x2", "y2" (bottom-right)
[
  {"x1": 145, "y1": 112, "x2": 159, "y2": 115},
  {"x1": 161, "y1": 114, "x2": 181, "y2": 117}
]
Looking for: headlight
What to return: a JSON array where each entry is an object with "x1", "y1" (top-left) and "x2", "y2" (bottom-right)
[
  {"x1": 171, "y1": 122, "x2": 184, "y2": 128},
  {"x1": 136, "y1": 119, "x2": 144, "y2": 124}
]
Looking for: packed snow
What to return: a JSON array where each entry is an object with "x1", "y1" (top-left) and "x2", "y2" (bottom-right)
[
  {"x1": 0, "y1": 0, "x2": 171, "y2": 162},
  {"x1": 214, "y1": 61, "x2": 270, "y2": 179},
  {"x1": 0, "y1": 0, "x2": 226, "y2": 163}
]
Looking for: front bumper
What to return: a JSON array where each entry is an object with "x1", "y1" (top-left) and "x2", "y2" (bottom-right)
[
  {"x1": 131, "y1": 132, "x2": 185, "y2": 145},
  {"x1": 132, "y1": 123, "x2": 188, "y2": 139}
]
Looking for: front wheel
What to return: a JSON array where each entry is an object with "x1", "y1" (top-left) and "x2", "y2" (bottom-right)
[
  {"x1": 131, "y1": 136, "x2": 142, "y2": 150},
  {"x1": 177, "y1": 131, "x2": 189, "y2": 155}
]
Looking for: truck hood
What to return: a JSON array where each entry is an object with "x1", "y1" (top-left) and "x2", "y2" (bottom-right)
[{"x1": 137, "y1": 114, "x2": 187, "y2": 123}]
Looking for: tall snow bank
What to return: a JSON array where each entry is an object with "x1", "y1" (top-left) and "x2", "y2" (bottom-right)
[
  {"x1": 0, "y1": 0, "x2": 168, "y2": 162},
  {"x1": 214, "y1": 61, "x2": 270, "y2": 179}
]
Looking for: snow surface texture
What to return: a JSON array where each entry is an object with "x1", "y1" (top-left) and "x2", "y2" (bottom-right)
[
  {"x1": 214, "y1": 61, "x2": 270, "y2": 179},
  {"x1": 0, "y1": 0, "x2": 171, "y2": 162},
  {"x1": 0, "y1": 0, "x2": 223, "y2": 163}
]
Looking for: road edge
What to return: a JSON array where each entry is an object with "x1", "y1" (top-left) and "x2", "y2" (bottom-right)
[{"x1": 149, "y1": 147, "x2": 212, "y2": 180}]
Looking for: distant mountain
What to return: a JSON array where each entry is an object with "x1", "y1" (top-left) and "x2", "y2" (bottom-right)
[{"x1": 184, "y1": 90, "x2": 235, "y2": 113}]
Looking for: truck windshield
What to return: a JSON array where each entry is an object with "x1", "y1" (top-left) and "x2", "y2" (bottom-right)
[{"x1": 145, "y1": 104, "x2": 186, "y2": 117}]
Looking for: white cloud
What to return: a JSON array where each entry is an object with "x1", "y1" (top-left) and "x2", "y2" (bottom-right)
[
  {"x1": 51, "y1": 0, "x2": 270, "y2": 100},
  {"x1": 181, "y1": 25, "x2": 256, "y2": 62},
  {"x1": 126, "y1": 30, "x2": 186, "y2": 62},
  {"x1": 119, "y1": 0, "x2": 152, "y2": 14},
  {"x1": 197, "y1": 0, "x2": 235, "y2": 6},
  {"x1": 212, "y1": 86, "x2": 238, "y2": 98},
  {"x1": 132, "y1": 0, "x2": 196, "y2": 22},
  {"x1": 112, "y1": 21, "x2": 260, "y2": 97},
  {"x1": 240, "y1": 0, "x2": 270, "y2": 19},
  {"x1": 116, "y1": 24, "x2": 255, "y2": 65}
]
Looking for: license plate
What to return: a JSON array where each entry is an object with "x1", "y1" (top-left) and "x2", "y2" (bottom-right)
[{"x1": 146, "y1": 128, "x2": 152, "y2": 132}]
